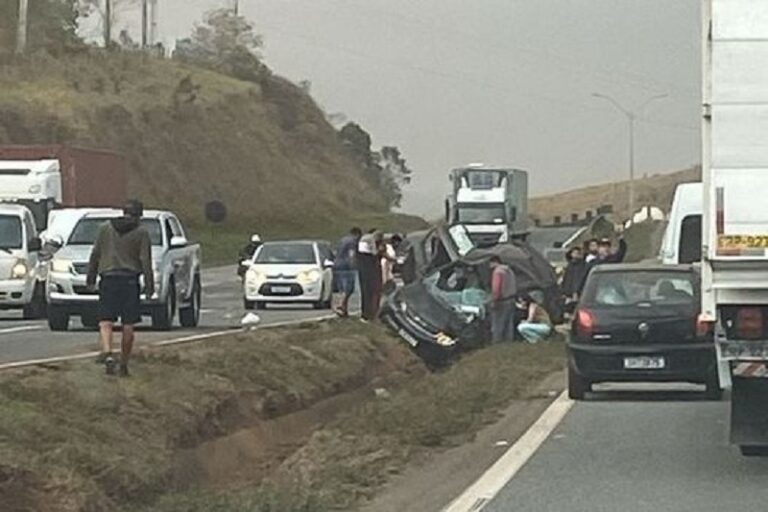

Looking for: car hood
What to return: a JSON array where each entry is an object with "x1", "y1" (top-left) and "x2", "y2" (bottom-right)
[
  {"x1": 250, "y1": 263, "x2": 319, "y2": 277},
  {"x1": 55, "y1": 245, "x2": 164, "y2": 264}
]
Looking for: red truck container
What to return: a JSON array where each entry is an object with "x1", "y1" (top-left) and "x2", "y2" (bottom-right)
[
  {"x1": 0, "y1": 145, "x2": 128, "y2": 228},
  {"x1": 0, "y1": 145, "x2": 127, "y2": 207}
]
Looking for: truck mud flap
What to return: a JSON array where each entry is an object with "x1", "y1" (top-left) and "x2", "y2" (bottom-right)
[{"x1": 730, "y1": 376, "x2": 768, "y2": 447}]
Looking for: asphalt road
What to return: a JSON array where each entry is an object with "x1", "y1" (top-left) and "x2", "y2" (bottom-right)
[
  {"x1": 485, "y1": 384, "x2": 768, "y2": 512},
  {"x1": 0, "y1": 266, "x2": 355, "y2": 365}
]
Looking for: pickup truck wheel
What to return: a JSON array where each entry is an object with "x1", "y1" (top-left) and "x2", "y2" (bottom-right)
[
  {"x1": 152, "y1": 283, "x2": 176, "y2": 331},
  {"x1": 740, "y1": 445, "x2": 768, "y2": 457},
  {"x1": 22, "y1": 283, "x2": 47, "y2": 320},
  {"x1": 568, "y1": 365, "x2": 591, "y2": 400},
  {"x1": 179, "y1": 275, "x2": 201, "y2": 328},
  {"x1": 48, "y1": 307, "x2": 69, "y2": 332}
]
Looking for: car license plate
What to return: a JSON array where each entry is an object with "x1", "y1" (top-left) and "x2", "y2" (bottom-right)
[
  {"x1": 271, "y1": 286, "x2": 292, "y2": 294},
  {"x1": 398, "y1": 329, "x2": 419, "y2": 347},
  {"x1": 624, "y1": 356, "x2": 666, "y2": 370}
]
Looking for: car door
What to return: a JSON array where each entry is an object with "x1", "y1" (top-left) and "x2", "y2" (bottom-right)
[{"x1": 165, "y1": 215, "x2": 191, "y2": 301}]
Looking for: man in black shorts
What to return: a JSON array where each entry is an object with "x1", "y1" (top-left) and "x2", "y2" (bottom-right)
[{"x1": 87, "y1": 200, "x2": 154, "y2": 376}]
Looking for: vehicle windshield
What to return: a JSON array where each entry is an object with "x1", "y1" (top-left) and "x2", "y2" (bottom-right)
[
  {"x1": 68, "y1": 218, "x2": 163, "y2": 246},
  {"x1": 256, "y1": 243, "x2": 316, "y2": 264},
  {"x1": 423, "y1": 265, "x2": 488, "y2": 316},
  {"x1": 0, "y1": 215, "x2": 22, "y2": 250},
  {"x1": 456, "y1": 204, "x2": 506, "y2": 224},
  {"x1": 584, "y1": 270, "x2": 696, "y2": 307}
]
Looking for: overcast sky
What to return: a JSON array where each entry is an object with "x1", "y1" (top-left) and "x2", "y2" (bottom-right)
[{"x1": 119, "y1": 0, "x2": 701, "y2": 216}]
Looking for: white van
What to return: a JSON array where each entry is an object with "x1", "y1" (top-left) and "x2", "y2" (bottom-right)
[
  {"x1": 659, "y1": 182, "x2": 702, "y2": 265},
  {"x1": 0, "y1": 204, "x2": 45, "y2": 318}
]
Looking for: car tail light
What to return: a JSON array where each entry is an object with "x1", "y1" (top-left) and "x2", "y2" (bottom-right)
[
  {"x1": 575, "y1": 309, "x2": 594, "y2": 338},
  {"x1": 696, "y1": 314, "x2": 714, "y2": 338},
  {"x1": 736, "y1": 307, "x2": 764, "y2": 340}
]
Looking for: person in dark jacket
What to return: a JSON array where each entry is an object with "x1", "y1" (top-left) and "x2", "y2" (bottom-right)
[
  {"x1": 579, "y1": 237, "x2": 627, "y2": 294},
  {"x1": 561, "y1": 246, "x2": 587, "y2": 308},
  {"x1": 87, "y1": 200, "x2": 154, "y2": 377}
]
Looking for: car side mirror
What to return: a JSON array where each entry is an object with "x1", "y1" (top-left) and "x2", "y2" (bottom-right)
[
  {"x1": 323, "y1": 258, "x2": 334, "y2": 269},
  {"x1": 28, "y1": 237, "x2": 42, "y2": 252},
  {"x1": 170, "y1": 236, "x2": 188, "y2": 249}
]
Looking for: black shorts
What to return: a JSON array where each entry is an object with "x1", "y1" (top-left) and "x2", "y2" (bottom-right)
[{"x1": 98, "y1": 274, "x2": 141, "y2": 325}]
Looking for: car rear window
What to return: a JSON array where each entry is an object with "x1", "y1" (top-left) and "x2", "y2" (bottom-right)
[{"x1": 583, "y1": 270, "x2": 696, "y2": 307}]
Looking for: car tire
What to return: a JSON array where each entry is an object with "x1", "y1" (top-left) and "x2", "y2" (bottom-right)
[
  {"x1": 314, "y1": 285, "x2": 330, "y2": 310},
  {"x1": 152, "y1": 281, "x2": 176, "y2": 331},
  {"x1": 705, "y1": 375, "x2": 723, "y2": 401},
  {"x1": 48, "y1": 306, "x2": 69, "y2": 332},
  {"x1": 740, "y1": 445, "x2": 768, "y2": 457},
  {"x1": 568, "y1": 366, "x2": 591, "y2": 400},
  {"x1": 179, "y1": 275, "x2": 202, "y2": 328},
  {"x1": 244, "y1": 299, "x2": 255, "y2": 310},
  {"x1": 23, "y1": 283, "x2": 47, "y2": 320}
]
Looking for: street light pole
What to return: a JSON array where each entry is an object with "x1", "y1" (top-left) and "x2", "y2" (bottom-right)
[
  {"x1": 592, "y1": 92, "x2": 668, "y2": 218},
  {"x1": 16, "y1": 0, "x2": 28, "y2": 54}
]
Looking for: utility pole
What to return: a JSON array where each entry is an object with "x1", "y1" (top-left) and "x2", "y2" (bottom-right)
[
  {"x1": 104, "y1": 0, "x2": 112, "y2": 47},
  {"x1": 149, "y1": 0, "x2": 158, "y2": 48},
  {"x1": 141, "y1": 0, "x2": 148, "y2": 47},
  {"x1": 592, "y1": 92, "x2": 668, "y2": 219},
  {"x1": 233, "y1": 0, "x2": 239, "y2": 15},
  {"x1": 15, "y1": 0, "x2": 28, "y2": 54}
]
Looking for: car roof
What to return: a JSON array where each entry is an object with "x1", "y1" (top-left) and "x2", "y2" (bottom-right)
[
  {"x1": 591, "y1": 262, "x2": 696, "y2": 273},
  {"x1": 0, "y1": 203, "x2": 29, "y2": 215},
  {"x1": 82, "y1": 209, "x2": 168, "y2": 220}
]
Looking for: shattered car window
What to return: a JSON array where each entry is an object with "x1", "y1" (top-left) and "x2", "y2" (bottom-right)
[{"x1": 424, "y1": 266, "x2": 488, "y2": 317}]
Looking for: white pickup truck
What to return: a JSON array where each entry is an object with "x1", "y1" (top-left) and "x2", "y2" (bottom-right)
[
  {"x1": 701, "y1": 0, "x2": 768, "y2": 455},
  {"x1": 0, "y1": 204, "x2": 46, "y2": 318},
  {"x1": 47, "y1": 209, "x2": 202, "y2": 331}
]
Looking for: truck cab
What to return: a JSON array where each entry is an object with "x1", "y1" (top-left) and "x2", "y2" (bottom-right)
[
  {"x1": 0, "y1": 159, "x2": 61, "y2": 230},
  {"x1": 0, "y1": 204, "x2": 46, "y2": 318},
  {"x1": 445, "y1": 166, "x2": 529, "y2": 247},
  {"x1": 47, "y1": 209, "x2": 202, "y2": 331}
]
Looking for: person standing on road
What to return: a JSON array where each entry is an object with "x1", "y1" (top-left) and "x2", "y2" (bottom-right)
[
  {"x1": 579, "y1": 236, "x2": 628, "y2": 294},
  {"x1": 333, "y1": 227, "x2": 362, "y2": 317},
  {"x1": 561, "y1": 246, "x2": 587, "y2": 309},
  {"x1": 87, "y1": 200, "x2": 154, "y2": 377},
  {"x1": 489, "y1": 255, "x2": 518, "y2": 343},
  {"x1": 357, "y1": 230, "x2": 382, "y2": 322},
  {"x1": 380, "y1": 234, "x2": 403, "y2": 296},
  {"x1": 584, "y1": 238, "x2": 599, "y2": 263}
]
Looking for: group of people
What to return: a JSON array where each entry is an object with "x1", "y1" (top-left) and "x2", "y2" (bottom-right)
[
  {"x1": 561, "y1": 236, "x2": 628, "y2": 309},
  {"x1": 488, "y1": 256, "x2": 553, "y2": 344},
  {"x1": 332, "y1": 227, "x2": 403, "y2": 321}
]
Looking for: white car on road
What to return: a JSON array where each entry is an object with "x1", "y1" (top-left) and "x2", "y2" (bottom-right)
[{"x1": 243, "y1": 240, "x2": 334, "y2": 310}]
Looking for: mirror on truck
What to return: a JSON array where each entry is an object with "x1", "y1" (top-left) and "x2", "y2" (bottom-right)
[
  {"x1": 509, "y1": 206, "x2": 517, "y2": 222},
  {"x1": 170, "y1": 236, "x2": 188, "y2": 249}
]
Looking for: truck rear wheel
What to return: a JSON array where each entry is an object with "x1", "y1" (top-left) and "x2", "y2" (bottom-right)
[
  {"x1": 48, "y1": 307, "x2": 69, "y2": 332},
  {"x1": 152, "y1": 283, "x2": 176, "y2": 331},
  {"x1": 22, "y1": 283, "x2": 47, "y2": 320},
  {"x1": 179, "y1": 276, "x2": 201, "y2": 328}
]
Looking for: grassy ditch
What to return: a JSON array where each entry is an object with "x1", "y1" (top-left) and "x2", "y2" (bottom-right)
[
  {"x1": 0, "y1": 321, "x2": 419, "y2": 512},
  {"x1": 145, "y1": 342, "x2": 565, "y2": 511}
]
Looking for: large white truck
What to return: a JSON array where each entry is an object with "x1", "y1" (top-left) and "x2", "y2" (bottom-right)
[
  {"x1": 445, "y1": 165, "x2": 529, "y2": 247},
  {"x1": 701, "y1": 0, "x2": 768, "y2": 455}
]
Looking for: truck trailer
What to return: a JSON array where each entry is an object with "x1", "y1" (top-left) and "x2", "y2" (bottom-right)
[
  {"x1": 701, "y1": 0, "x2": 768, "y2": 456},
  {"x1": 0, "y1": 145, "x2": 128, "y2": 230}
]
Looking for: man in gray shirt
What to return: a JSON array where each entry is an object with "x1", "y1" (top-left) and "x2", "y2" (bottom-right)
[{"x1": 87, "y1": 200, "x2": 154, "y2": 376}]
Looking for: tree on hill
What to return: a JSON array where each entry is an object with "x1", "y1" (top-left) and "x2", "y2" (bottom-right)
[
  {"x1": 339, "y1": 122, "x2": 413, "y2": 209},
  {"x1": 174, "y1": 8, "x2": 266, "y2": 82},
  {"x1": 0, "y1": 0, "x2": 82, "y2": 56}
]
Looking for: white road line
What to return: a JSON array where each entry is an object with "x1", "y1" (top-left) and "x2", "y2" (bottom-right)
[
  {"x1": 0, "y1": 326, "x2": 43, "y2": 335},
  {"x1": 442, "y1": 391, "x2": 574, "y2": 512},
  {"x1": 0, "y1": 314, "x2": 337, "y2": 371}
]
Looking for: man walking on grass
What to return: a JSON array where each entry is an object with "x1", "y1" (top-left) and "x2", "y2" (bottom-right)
[{"x1": 87, "y1": 200, "x2": 154, "y2": 377}]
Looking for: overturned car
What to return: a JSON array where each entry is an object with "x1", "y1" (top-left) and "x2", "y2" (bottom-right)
[{"x1": 380, "y1": 225, "x2": 561, "y2": 366}]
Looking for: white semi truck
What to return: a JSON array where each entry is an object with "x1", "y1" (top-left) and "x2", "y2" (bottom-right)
[
  {"x1": 445, "y1": 165, "x2": 529, "y2": 247},
  {"x1": 701, "y1": 0, "x2": 768, "y2": 455}
]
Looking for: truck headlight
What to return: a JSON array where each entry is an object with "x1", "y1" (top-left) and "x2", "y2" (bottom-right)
[
  {"x1": 11, "y1": 261, "x2": 28, "y2": 279},
  {"x1": 51, "y1": 259, "x2": 73, "y2": 274},
  {"x1": 297, "y1": 269, "x2": 321, "y2": 284}
]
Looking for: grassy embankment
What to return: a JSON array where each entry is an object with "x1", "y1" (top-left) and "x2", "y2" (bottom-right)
[
  {"x1": 0, "y1": 53, "x2": 427, "y2": 265},
  {"x1": 0, "y1": 321, "x2": 564, "y2": 512}
]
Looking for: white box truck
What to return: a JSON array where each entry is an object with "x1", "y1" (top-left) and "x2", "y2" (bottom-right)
[{"x1": 702, "y1": 0, "x2": 768, "y2": 455}]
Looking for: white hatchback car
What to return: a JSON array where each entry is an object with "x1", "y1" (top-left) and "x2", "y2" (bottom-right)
[{"x1": 243, "y1": 240, "x2": 334, "y2": 310}]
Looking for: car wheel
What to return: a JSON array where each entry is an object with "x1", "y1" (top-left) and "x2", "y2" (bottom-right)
[
  {"x1": 705, "y1": 375, "x2": 723, "y2": 401},
  {"x1": 179, "y1": 275, "x2": 202, "y2": 328},
  {"x1": 568, "y1": 365, "x2": 591, "y2": 400},
  {"x1": 23, "y1": 284, "x2": 47, "y2": 320},
  {"x1": 48, "y1": 306, "x2": 69, "y2": 332},
  {"x1": 152, "y1": 281, "x2": 176, "y2": 331},
  {"x1": 740, "y1": 445, "x2": 768, "y2": 457}
]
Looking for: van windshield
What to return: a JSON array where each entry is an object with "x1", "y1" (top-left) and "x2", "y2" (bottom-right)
[
  {"x1": 0, "y1": 215, "x2": 22, "y2": 250},
  {"x1": 456, "y1": 204, "x2": 506, "y2": 224}
]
